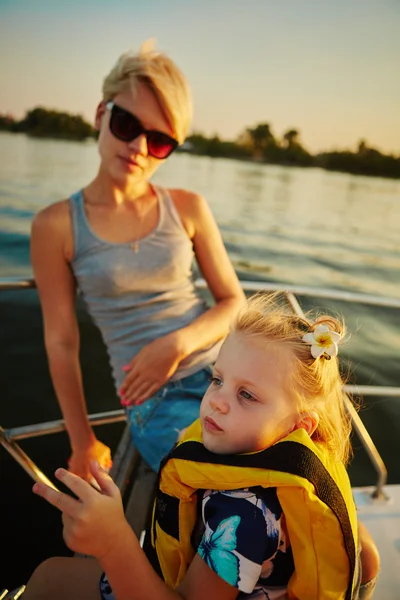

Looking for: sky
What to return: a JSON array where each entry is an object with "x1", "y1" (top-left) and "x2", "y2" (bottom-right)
[{"x1": 0, "y1": 0, "x2": 399, "y2": 154}]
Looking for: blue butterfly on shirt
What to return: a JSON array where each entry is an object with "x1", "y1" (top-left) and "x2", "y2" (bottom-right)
[{"x1": 198, "y1": 515, "x2": 241, "y2": 587}]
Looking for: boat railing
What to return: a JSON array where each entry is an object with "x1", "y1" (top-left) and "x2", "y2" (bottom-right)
[
  {"x1": 1, "y1": 277, "x2": 399, "y2": 502},
  {"x1": 0, "y1": 585, "x2": 26, "y2": 599}
]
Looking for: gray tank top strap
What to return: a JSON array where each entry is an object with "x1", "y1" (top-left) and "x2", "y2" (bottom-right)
[
  {"x1": 153, "y1": 185, "x2": 188, "y2": 236},
  {"x1": 69, "y1": 189, "x2": 103, "y2": 258},
  {"x1": 69, "y1": 190, "x2": 83, "y2": 256}
]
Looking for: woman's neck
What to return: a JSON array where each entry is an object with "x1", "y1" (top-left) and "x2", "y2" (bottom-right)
[{"x1": 85, "y1": 172, "x2": 153, "y2": 206}]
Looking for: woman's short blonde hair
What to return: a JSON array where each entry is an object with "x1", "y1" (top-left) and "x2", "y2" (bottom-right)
[
  {"x1": 102, "y1": 42, "x2": 192, "y2": 144},
  {"x1": 233, "y1": 293, "x2": 353, "y2": 465}
]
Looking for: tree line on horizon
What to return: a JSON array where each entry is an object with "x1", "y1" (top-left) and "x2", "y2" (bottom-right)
[
  {"x1": 0, "y1": 107, "x2": 95, "y2": 141},
  {"x1": 187, "y1": 125, "x2": 400, "y2": 179},
  {"x1": 1, "y1": 107, "x2": 399, "y2": 179}
]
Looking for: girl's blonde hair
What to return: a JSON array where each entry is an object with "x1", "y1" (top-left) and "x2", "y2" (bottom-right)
[
  {"x1": 233, "y1": 293, "x2": 353, "y2": 464},
  {"x1": 102, "y1": 41, "x2": 192, "y2": 144}
]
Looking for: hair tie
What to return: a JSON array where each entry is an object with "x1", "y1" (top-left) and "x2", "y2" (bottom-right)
[{"x1": 302, "y1": 325, "x2": 340, "y2": 359}]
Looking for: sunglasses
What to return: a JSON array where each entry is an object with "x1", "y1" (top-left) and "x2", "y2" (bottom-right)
[{"x1": 105, "y1": 101, "x2": 178, "y2": 159}]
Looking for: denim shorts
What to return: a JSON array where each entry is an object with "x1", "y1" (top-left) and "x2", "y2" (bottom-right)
[{"x1": 126, "y1": 366, "x2": 212, "y2": 471}]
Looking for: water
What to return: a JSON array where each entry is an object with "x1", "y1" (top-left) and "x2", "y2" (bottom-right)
[{"x1": 0, "y1": 131, "x2": 399, "y2": 588}]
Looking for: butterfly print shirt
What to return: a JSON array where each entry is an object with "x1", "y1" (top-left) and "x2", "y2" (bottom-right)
[{"x1": 191, "y1": 487, "x2": 294, "y2": 599}]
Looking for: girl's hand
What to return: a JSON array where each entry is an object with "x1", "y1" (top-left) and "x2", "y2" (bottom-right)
[
  {"x1": 33, "y1": 461, "x2": 129, "y2": 559},
  {"x1": 120, "y1": 334, "x2": 185, "y2": 406},
  {"x1": 68, "y1": 439, "x2": 112, "y2": 482}
]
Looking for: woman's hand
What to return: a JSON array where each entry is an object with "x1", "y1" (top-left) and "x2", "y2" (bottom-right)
[
  {"x1": 33, "y1": 461, "x2": 130, "y2": 560},
  {"x1": 68, "y1": 439, "x2": 112, "y2": 482},
  {"x1": 120, "y1": 333, "x2": 185, "y2": 406}
]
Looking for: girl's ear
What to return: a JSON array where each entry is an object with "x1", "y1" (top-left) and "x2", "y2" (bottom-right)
[
  {"x1": 95, "y1": 101, "x2": 106, "y2": 131},
  {"x1": 292, "y1": 411, "x2": 319, "y2": 437}
]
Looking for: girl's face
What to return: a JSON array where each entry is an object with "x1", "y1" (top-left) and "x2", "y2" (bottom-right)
[
  {"x1": 200, "y1": 332, "x2": 300, "y2": 455},
  {"x1": 95, "y1": 81, "x2": 176, "y2": 188}
]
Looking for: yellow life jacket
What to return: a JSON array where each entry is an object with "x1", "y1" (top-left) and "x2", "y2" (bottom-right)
[{"x1": 145, "y1": 419, "x2": 358, "y2": 600}]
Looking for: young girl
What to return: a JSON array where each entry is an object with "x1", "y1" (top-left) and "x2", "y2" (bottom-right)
[{"x1": 24, "y1": 294, "x2": 377, "y2": 599}]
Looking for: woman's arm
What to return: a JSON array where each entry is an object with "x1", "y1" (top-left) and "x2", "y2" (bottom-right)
[
  {"x1": 31, "y1": 202, "x2": 111, "y2": 480},
  {"x1": 169, "y1": 189, "x2": 246, "y2": 356},
  {"x1": 121, "y1": 191, "x2": 245, "y2": 404}
]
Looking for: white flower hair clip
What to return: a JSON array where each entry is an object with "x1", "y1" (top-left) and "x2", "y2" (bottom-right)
[{"x1": 302, "y1": 324, "x2": 341, "y2": 360}]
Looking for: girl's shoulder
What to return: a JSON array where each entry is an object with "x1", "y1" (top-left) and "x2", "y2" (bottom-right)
[
  {"x1": 203, "y1": 487, "x2": 283, "y2": 521},
  {"x1": 195, "y1": 488, "x2": 291, "y2": 594}
]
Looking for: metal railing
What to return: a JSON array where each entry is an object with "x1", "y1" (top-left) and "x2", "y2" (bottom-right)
[
  {"x1": 284, "y1": 290, "x2": 389, "y2": 498},
  {"x1": 0, "y1": 586, "x2": 26, "y2": 600},
  {"x1": 3, "y1": 276, "x2": 400, "y2": 308},
  {"x1": 1, "y1": 276, "x2": 399, "y2": 498}
]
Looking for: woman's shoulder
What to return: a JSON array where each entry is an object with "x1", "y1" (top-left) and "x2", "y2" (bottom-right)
[
  {"x1": 32, "y1": 198, "x2": 71, "y2": 230},
  {"x1": 31, "y1": 198, "x2": 74, "y2": 258},
  {"x1": 167, "y1": 187, "x2": 207, "y2": 208},
  {"x1": 166, "y1": 188, "x2": 212, "y2": 238}
]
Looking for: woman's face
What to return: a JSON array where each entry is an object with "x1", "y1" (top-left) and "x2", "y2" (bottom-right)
[{"x1": 96, "y1": 81, "x2": 175, "y2": 188}]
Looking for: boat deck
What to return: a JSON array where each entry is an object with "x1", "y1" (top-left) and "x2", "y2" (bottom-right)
[{"x1": 354, "y1": 484, "x2": 400, "y2": 599}]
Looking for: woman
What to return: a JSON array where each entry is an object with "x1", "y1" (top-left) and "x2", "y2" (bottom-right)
[{"x1": 31, "y1": 42, "x2": 245, "y2": 480}]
